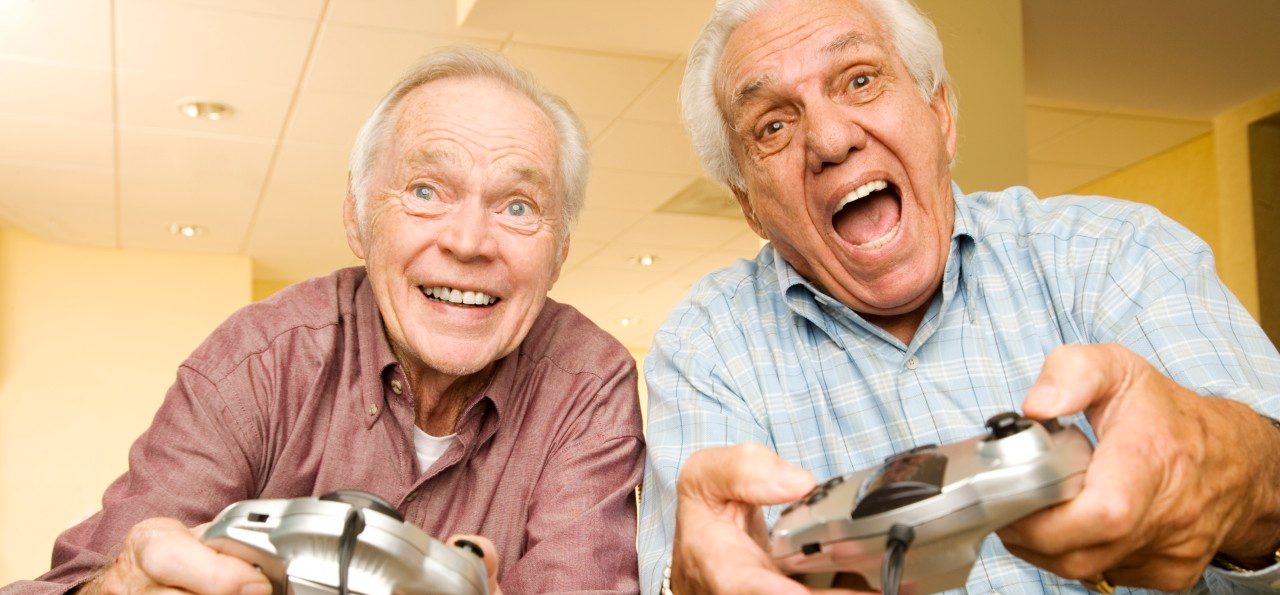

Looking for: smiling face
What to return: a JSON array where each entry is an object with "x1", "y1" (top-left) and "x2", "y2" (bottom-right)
[
  {"x1": 344, "y1": 76, "x2": 567, "y2": 385},
  {"x1": 718, "y1": 0, "x2": 957, "y2": 327}
]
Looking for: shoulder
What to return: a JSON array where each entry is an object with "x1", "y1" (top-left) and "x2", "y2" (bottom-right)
[
  {"x1": 518, "y1": 298, "x2": 636, "y2": 381},
  {"x1": 183, "y1": 267, "x2": 365, "y2": 381},
  {"x1": 655, "y1": 247, "x2": 779, "y2": 346},
  {"x1": 963, "y1": 186, "x2": 1211, "y2": 257}
]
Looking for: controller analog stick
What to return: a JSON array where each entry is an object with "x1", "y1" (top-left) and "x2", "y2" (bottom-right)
[
  {"x1": 320, "y1": 490, "x2": 405, "y2": 522},
  {"x1": 985, "y1": 412, "x2": 1028, "y2": 440}
]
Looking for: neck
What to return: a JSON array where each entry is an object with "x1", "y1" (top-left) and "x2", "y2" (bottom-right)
[
  {"x1": 862, "y1": 301, "x2": 930, "y2": 344},
  {"x1": 391, "y1": 344, "x2": 494, "y2": 436}
]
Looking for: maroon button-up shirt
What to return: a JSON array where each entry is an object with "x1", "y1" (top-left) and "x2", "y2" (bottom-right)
[{"x1": 8, "y1": 267, "x2": 645, "y2": 594}]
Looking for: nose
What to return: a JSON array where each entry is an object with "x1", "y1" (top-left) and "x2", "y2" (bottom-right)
[
  {"x1": 437, "y1": 200, "x2": 498, "y2": 262},
  {"x1": 805, "y1": 99, "x2": 867, "y2": 174}
]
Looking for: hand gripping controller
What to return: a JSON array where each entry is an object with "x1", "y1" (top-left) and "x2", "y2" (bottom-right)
[
  {"x1": 202, "y1": 490, "x2": 488, "y2": 595},
  {"x1": 770, "y1": 412, "x2": 1093, "y2": 594}
]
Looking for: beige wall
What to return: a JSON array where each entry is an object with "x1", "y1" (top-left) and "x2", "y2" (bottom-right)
[
  {"x1": 0, "y1": 227, "x2": 251, "y2": 583},
  {"x1": 1213, "y1": 89, "x2": 1280, "y2": 318},
  {"x1": 1074, "y1": 134, "x2": 1219, "y2": 253}
]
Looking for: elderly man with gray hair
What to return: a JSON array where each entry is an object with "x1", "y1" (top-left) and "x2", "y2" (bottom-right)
[
  {"x1": 5, "y1": 47, "x2": 644, "y2": 595},
  {"x1": 638, "y1": 0, "x2": 1280, "y2": 593}
]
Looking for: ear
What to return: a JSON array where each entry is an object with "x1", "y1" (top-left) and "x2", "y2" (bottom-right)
[
  {"x1": 343, "y1": 173, "x2": 366, "y2": 259},
  {"x1": 931, "y1": 84, "x2": 958, "y2": 162},
  {"x1": 550, "y1": 235, "x2": 570, "y2": 285},
  {"x1": 731, "y1": 185, "x2": 766, "y2": 240}
]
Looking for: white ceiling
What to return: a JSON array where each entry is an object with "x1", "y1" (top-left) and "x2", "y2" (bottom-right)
[{"x1": 0, "y1": 0, "x2": 1275, "y2": 349}]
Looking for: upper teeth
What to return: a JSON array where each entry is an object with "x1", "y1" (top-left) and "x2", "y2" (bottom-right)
[
  {"x1": 834, "y1": 180, "x2": 889, "y2": 213},
  {"x1": 423, "y1": 286, "x2": 498, "y2": 306}
]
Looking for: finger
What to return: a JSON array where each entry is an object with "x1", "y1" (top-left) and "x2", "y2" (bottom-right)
[
  {"x1": 1021, "y1": 344, "x2": 1135, "y2": 422},
  {"x1": 447, "y1": 534, "x2": 499, "y2": 593},
  {"x1": 131, "y1": 518, "x2": 270, "y2": 595},
  {"x1": 1002, "y1": 541, "x2": 1127, "y2": 581},
  {"x1": 189, "y1": 522, "x2": 212, "y2": 539},
  {"x1": 677, "y1": 443, "x2": 815, "y2": 507},
  {"x1": 998, "y1": 435, "x2": 1156, "y2": 555},
  {"x1": 1103, "y1": 553, "x2": 1209, "y2": 593},
  {"x1": 703, "y1": 566, "x2": 825, "y2": 595}
]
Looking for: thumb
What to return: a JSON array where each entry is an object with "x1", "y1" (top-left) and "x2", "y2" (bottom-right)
[
  {"x1": 1022, "y1": 344, "x2": 1133, "y2": 421},
  {"x1": 448, "y1": 534, "x2": 500, "y2": 594},
  {"x1": 678, "y1": 443, "x2": 815, "y2": 507}
]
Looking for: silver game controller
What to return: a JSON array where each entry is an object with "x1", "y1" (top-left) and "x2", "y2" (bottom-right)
[
  {"x1": 203, "y1": 490, "x2": 488, "y2": 595},
  {"x1": 771, "y1": 412, "x2": 1093, "y2": 594}
]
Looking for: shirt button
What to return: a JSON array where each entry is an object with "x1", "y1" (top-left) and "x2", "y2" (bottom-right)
[
  {"x1": 390, "y1": 379, "x2": 403, "y2": 395},
  {"x1": 905, "y1": 356, "x2": 919, "y2": 370},
  {"x1": 405, "y1": 492, "x2": 417, "y2": 502},
  {"x1": 367, "y1": 404, "x2": 378, "y2": 416}
]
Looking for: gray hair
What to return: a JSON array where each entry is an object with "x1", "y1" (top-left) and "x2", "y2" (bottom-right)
[
  {"x1": 681, "y1": 0, "x2": 958, "y2": 191},
  {"x1": 348, "y1": 46, "x2": 589, "y2": 237}
]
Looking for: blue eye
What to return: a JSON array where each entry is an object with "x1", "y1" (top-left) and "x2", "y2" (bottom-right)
[
  {"x1": 505, "y1": 201, "x2": 531, "y2": 217},
  {"x1": 850, "y1": 74, "x2": 873, "y2": 90},
  {"x1": 412, "y1": 186, "x2": 436, "y2": 201},
  {"x1": 762, "y1": 121, "x2": 785, "y2": 136}
]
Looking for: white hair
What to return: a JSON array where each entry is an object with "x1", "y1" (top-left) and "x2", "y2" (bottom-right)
[
  {"x1": 681, "y1": 0, "x2": 958, "y2": 191},
  {"x1": 348, "y1": 46, "x2": 589, "y2": 237}
]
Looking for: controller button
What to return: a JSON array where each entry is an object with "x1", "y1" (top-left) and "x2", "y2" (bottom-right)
[
  {"x1": 850, "y1": 481, "x2": 942, "y2": 519},
  {"x1": 806, "y1": 488, "x2": 828, "y2": 505},
  {"x1": 820, "y1": 475, "x2": 845, "y2": 490},
  {"x1": 985, "y1": 412, "x2": 1030, "y2": 440},
  {"x1": 320, "y1": 490, "x2": 405, "y2": 522},
  {"x1": 801, "y1": 542, "x2": 822, "y2": 556}
]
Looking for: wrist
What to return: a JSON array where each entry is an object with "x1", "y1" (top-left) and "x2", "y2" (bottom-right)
[{"x1": 1215, "y1": 409, "x2": 1280, "y2": 569}]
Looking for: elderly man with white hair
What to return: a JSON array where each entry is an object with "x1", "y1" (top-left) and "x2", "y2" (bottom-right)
[
  {"x1": 6, "y1": 47, "x2": 644, "y2": 595},
  {"x1": 637, "y1": 0, "x2": 1280, "y2": 593}
]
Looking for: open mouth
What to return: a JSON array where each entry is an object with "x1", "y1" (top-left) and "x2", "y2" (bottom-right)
[
  {"x1": 420, "y1": 285, "x2": 501, "y2": 308},
  {"x1": 831, "y1": 179, "x2": 902, "y2": 249}
]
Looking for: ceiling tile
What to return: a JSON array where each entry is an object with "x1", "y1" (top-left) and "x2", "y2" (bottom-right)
[
  {"x1": 326, "y1": 0, "x2": 508, "y2": 40},
  {"x1": 171, "y1": 0, "x2": 324, "y2": 19},
  {"x1": 116, "y1": 0, "x2": 314, "y2": 86},
  {"x1": 0, "y1": 161, "x2": 116, "y2": 246},
  {"x1": 1024, "y1": 105, "x2": 1098, "y2": 150},
  {"x1": 549, "y1": 267, "x2": 654, "y2": 303},
  {"x1": 1027, "y1": 161, "x2": 1116, "y2": 197},
  {"x1": 305, "y1": 23, "x2": 502, "y2": 95},
  {"x1": 502, "y1": 44, "x2": 669, "y2": 120},
  {"x1": 0, "y1": 115, "x2": 113, "y2": 170},
  {"x1": 0, "y1": 59, "x2": 112, "y2": 123},
  {"x1": 571, "y1": 206, "x2": 644, "y2": 242},
  {"x1": 260, "y1": 141, "x2": 350, "y2": 207},
  {"x1": 0, "y1": 0, "x2": 112, "y2": 68},
  {"x1": 562, "y1": 238, "x2": 603, "y2": 270},
  {"x1": 246, "y1": 211, "x2": 359, "y2": 281},
  {"x1": 1029, "y1": 113, "x2": 1210, "y2": 168},
  {"x1": 613, "y1": 212, "x2": 745, "y2": 249},
  {"x1": 286, "y1": 90, "x2": 382, "y2": 147},
  {"x1": 584, "y1": 167, "x2": 697, "y2": 213},
  {"x1": 117, "y1": 71, "x2": 294, "y2": 140},
  {"x1": 576, "y1": 242, "x2": 706, "y2": 275},
  {"x1": 622, "y1": 61, "x2": 684, "y2": 124},
  {"x1": 118, "y1": 129, "x2": 274, "y2": 251},
  {"x1": 592, "y1": 120, "x2": 704, "y2": 176},
  {"x1": 581, "y1": 117, "x2": 612, "y2": 142}
]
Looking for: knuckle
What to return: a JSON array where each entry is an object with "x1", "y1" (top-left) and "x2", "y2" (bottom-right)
[
  {"x1": 1094, "y1": 500, "x2": 1137, "y2": 539},
  {"x1": 1055, "y1": 552, "x2": 1104, "y2": 580}
]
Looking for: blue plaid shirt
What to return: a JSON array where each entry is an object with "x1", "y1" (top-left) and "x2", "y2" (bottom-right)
[{"x1": 638, "y1": 185, "x2": 1280, "y2": 594}]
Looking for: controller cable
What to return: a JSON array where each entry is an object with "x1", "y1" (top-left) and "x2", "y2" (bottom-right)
[
  {"x1": 337, "y1": 507, "x2": 367, "y2": 595},
  {"x1": 881, "y1": 523, "x2": 915, "y2": 595}
]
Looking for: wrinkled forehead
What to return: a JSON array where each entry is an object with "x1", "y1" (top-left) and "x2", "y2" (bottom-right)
[{"x1": 715, "y1": 0, "x2": 893, "y2": 109}]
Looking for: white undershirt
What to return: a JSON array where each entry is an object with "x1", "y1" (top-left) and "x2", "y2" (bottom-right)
[{"x1": 412, "y1": 426, "x2": 458, "y2": 473}]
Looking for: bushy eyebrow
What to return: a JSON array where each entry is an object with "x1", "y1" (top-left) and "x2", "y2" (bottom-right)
[
  {"x1": 506, "y1": 164, "x2": 552, "y2": 191},
  {"x1": 404, "y1": 148, "x2": 461, "y2": 170},
  {"x1": 729, "y1": 31, "x2": 874, "y2": 109},
  {"x1": 823, "y1": 31, "x2": 870, "y2": 55}
]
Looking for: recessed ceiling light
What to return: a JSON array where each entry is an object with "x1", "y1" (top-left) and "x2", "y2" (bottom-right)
[
  {"x1": 168, "y1": 223, "x2": 205, "y2": 238},
  {"x1": 176, "y1": 99, "x2": 232, "y2": 121},
  {"x1": 619, "y1": 317, "x2": 640, "y2": 327},
  {"x1": 630, "y1": 254, "x2": 657, "y2": 267}
]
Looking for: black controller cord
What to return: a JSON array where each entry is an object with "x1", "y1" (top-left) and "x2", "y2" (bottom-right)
[
  {"x1": 337, "y1": 507, "x2": 367, "y2": 595},
  {"x1": 881, "y1": 523, "x2": 915, "y2": 595}
]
